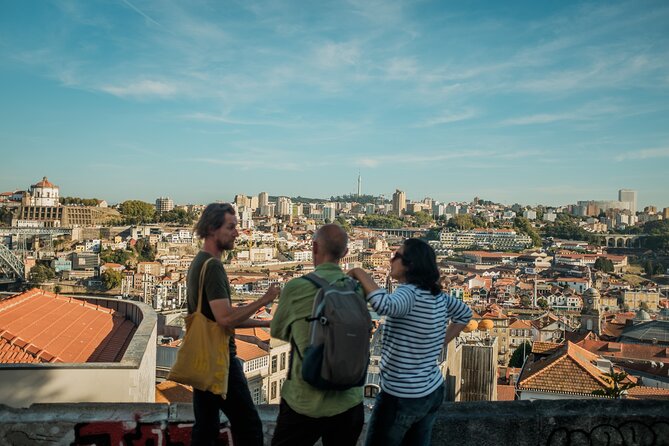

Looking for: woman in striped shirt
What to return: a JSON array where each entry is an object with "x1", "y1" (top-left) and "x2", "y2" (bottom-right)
[{"x1": 348, "y1": 238, "x2": 472, "y2": 446}]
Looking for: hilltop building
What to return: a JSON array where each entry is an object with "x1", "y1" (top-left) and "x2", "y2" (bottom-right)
[{"x1": 155, "y1": 197, "x2": 174, "y2": 214}]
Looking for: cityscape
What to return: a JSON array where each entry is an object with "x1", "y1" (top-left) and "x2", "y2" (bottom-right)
[
  {"x1": 1, "y1": 0, "x2": 669, "y2": 444},
  {"x1": 0, "y1": 175, "x2": 668, "y2": 442}
]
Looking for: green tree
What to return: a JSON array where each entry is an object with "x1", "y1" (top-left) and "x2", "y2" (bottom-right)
[
  {"x1": 54, "y1": 285, "x2": 62, "y2": 294},
  {"x1": 60, "y1": 197, "x2": 101, "y2": 206},
  {"x1": 508, "y1": 341, "x2": 532, "y2": 367},
  {"x1": 335, "y1": 216, "x2": 352, "y2": 233},
  {"x1": 520, "y1": 296, "x2": 532, "y2": 307},
  {"x1": 158, "y1": 208, "x2": 195, "y2": 225},
  {"x1": 134, "y1": 239, "x2": 156, "y2": 262},
  {"x1": 594, "y1": 257, "x2": 614, "y2": 273},
  {"x1": 101, "y1": 269, "x2": 123, "y2": 290},
  {"x1": 537, "y1": 298, "x2": 549, "y2": 310},
  {"x1": 643, "y1": 259, "x2": 655, "y2": 276},
  {"x1": 447, "y1": 214, "x2": 475, "y2": 230},
  {"x1": 100, "y1": 248, "x2": 133, "y2": 266},
  {"x1": 513, "y1": 217, "x2": 542, "y2": 247},
  {"x1": 592, "y1": 367, "x2": 637, "y2": 399},
  {"x1": 119, "y1": 200, "x2": 156, "y2": 224},
  {"x1": 354, "y1": 215, "x2": 403, "y2": 229},
  {"x1": 29, "y1": 263, "x2": 55, "y2": 284},
  {"x1": 414, "y1": 211, "x2": 434, "y2": 227},
  {"x1": 0, "y1": 206, "x2": 15, "y2": 225}
]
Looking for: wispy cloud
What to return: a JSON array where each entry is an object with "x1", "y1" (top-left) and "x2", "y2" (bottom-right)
[
  {"x1": 120, "y1": 0, "x2": 164, "y2": 29},
  {"x1": 193, "y1": 157, "x2": 302, "y2": 171},
  {"x1": 615, "y1": 147, "x2": 669, "y2": 161},
  {"x1": 414, "y1": 110, "x2": 477, "y2": 127},
  {"x1": 182, "y1": 112, "x2": 297, "y2": 127},
  {"x1": 100, "y1": 80, "x2": 178, "y2": 98},
  {"x1": 356, "y1": 149, "x2": 541, "y2": 168}
]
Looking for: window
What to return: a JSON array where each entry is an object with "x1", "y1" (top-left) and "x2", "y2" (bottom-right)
[
  {"x1": 280, "y1": 352, "x2": 286, "y2": 370},
  {"x1": 271, "y1": 355, "x2": 277, "y2": 373},
  {"x1": 252, "y1": 387, "x2": 261, "y2": 405},
  {"x1": 271, "y1": 381, "x2": 277, "y2": 400}
]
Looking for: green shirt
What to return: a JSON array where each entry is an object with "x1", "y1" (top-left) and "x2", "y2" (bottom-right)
[{"x1": 270, "y1": 263, "x2": 364, "y2": 417}]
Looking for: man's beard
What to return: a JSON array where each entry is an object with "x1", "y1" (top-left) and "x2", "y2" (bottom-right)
[{"x1": 217, "y1": 239, "x2": 234, "y2": 251}]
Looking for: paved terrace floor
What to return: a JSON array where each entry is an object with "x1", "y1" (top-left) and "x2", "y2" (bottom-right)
[{"x1": 0, "y1": 399, "x2": 667, "y2": 446}]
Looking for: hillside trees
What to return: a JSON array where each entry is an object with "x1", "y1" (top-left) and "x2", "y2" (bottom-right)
[{"x1": 119, "y1": 200, "x2": 156, "y2": 224}]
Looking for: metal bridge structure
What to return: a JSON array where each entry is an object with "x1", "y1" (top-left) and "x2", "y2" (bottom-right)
[
  {"x1": 0, "y1": 227, "x2": 72, "y2": 252},
  {"x1": 0, "y1": 243, "x2": 25, "y2": 281},
  {"x1": 0, "y1": 227, "x2": 71, "y2": 282}
]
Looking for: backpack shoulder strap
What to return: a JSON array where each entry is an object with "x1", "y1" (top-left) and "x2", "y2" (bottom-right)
[{"x1": 302, "y1": 272, "x2": 330, "y2": 289}]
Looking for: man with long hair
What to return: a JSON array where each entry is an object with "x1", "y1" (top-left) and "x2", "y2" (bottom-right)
[{"x1": 188, "y1": 203, "x2": 279, "y2": 445}]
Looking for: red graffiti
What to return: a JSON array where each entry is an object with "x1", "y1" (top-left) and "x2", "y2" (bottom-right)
[{"x1": 72, "y1": 421, "x2": 231, "y2": 445}]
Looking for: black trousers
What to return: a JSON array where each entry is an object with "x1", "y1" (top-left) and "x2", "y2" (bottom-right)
[
  {"x1": 191, "y1": 357, "x2": 264, "y2": 446},
  {"x1": 271, "y1": 399, "x2": 364, "y2": 446}
]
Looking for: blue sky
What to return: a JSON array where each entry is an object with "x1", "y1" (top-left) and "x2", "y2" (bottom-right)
[{"x1": 1, "y1": 0, "x2": 668, "y2": 208}]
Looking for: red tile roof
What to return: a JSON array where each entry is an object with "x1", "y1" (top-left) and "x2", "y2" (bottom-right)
[
  {"x1": 497, "y1": 385, "x2": 516, "y2": 401},
  {"x1": 0, "y1": 288, "x2": 136, "y2": 363},
  {"x1": 519, "y1": 342, "x2": 611, "y2": 395},
  {"x1": 155, "y1": 381, "x2": 193, "y2": 403},
  {"x1": 236, "y1": 327, "x2": 271, "y2": 342},
  {"x1": 236, "y1": 339, "x2": 268, "y2": 361}
]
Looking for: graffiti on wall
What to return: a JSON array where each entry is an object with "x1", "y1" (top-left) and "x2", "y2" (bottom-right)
[
  {"x1": 72, "y1": 421, "x2": 232, "y2": 445},
  {"x1": 547, "y1": 421, "x2": 669, "y2": 446}
]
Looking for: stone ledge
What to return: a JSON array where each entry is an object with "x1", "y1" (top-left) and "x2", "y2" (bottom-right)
[{"x1": 1, "y1": 399, "x2": 668, "y2": 445}]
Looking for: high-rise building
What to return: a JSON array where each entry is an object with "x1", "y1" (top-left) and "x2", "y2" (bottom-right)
[
  {"x1": 258, "y1": 192, "x2": 269, "y2": 208},
  {"x1": 234, "y1": 194, "x2": 251, "y2": 209},
  {"x1": 357, "y1": 174, "x2": 362, "y2": 197},
  {"x1": 618, "y1": 189, "x2": 637, "y2": 215},
  {"x1": 323, "y1": 203, "x2": 336, "y2": 222},
  {"x1": 663, "y1": 208, "x2": 669, "y2": 220},
  {"x1": 392, "y1": 189, "x2": 406, "y2": 217},
  {"x1": 155, "y1": 197, "x2": 174, "y2": 214},
  {"x1": 277, "y1": 197, "x2": 292, "y2": 217}
]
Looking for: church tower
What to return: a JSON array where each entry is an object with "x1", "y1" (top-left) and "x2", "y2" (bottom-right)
[{"x1": 580, "y1": 288, "x2": 602, "y2": 335}]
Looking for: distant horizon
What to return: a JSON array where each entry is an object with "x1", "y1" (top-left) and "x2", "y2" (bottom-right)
[
  {"x1": 1, "y1": 1, "x2": 668, "y2": 209},
  {"x1": 2, "y1": 175, "x2": 665, "y2": 210}
]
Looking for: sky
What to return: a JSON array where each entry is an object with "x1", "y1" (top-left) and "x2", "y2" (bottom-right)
[{"x1": 1, "y1": 0, "x2": 668, "y2": 208}]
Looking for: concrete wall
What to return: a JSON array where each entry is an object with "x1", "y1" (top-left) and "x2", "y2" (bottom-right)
[
  {"x1": 0, "y1": 298, "x2": 156, "y2": 408},
  {"x1": 0, "y1": 400, "x2": 667, "y2": 446}
]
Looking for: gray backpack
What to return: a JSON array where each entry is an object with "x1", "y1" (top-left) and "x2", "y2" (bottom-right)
[{"x1": 292, "y1": 272, "x2": 372, "y2": 390}]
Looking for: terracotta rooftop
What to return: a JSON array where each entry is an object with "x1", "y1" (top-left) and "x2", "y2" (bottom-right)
[
  {"x1": 155, "y1": 381, "x2": 193, "y2": 403},
  {"x1": 496, "y1": 385, "x2": 516, "y2": 401},
  {"x1": 509, "y1": 319, "x2": 533, "y2": 330},
  {"x1": 518, "y1": 342, "x2": 612, "y2": 395},
  {"x1": 531, "y1": 341, "x2": 563, "y2": 355},
  {"x1": 236, "y1": 327, "x2": 271, "y2": 342},
  {"x1": 0, "y1": 289, "x2": 136, "y2": 363},
  {"x1": 236, "y1": 339, "x2": 268, "y2": 361},
  {"x1": 32, "y1": 176, "x2": 58, "y2": 189},
  {"x1": 579, "y1": 339, "x2": 663, "y2": 359}
]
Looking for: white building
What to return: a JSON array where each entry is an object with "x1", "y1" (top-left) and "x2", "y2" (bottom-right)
[
  {"x1": 29, "y1": 177, "x2": 60, "y2": 207},
  {"x1": 155, "y1": 197, "x2": 174, "y2": 214}
]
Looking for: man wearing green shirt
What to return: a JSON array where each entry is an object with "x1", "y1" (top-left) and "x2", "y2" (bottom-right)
[{"x1": 270, "y1": 224, "x2": 364, "y2": 446}]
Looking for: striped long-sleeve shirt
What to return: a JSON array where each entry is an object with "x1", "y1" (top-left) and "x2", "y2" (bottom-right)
[{"x1": 367, "y1": 284, "x2": 473, "y2": 398}]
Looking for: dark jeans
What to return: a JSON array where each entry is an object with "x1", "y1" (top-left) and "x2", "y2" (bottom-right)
[
  {"x1": 271, "y1": 399, "x2": 364, "y2": 446},
  {"x1": 365, "y1": 384, "x2": 444, "y2": 446},
  {"x1": 191, "y1": 357, "x2": 263, "y2": 446}
]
